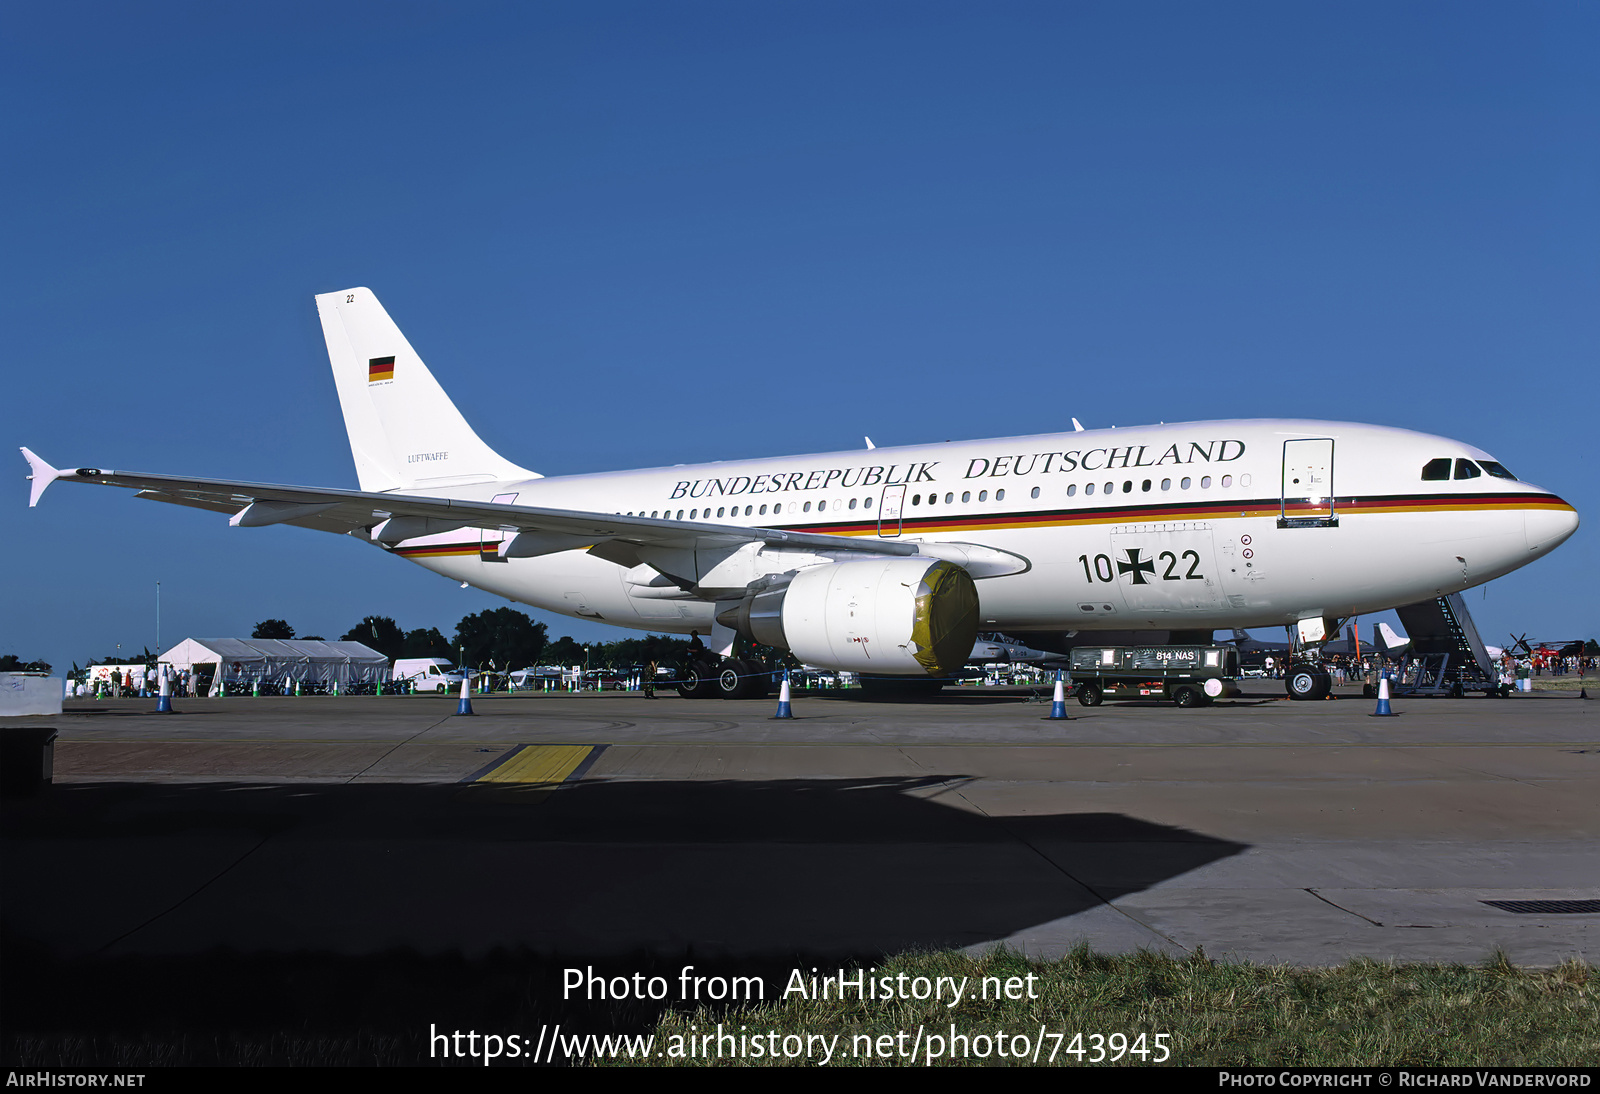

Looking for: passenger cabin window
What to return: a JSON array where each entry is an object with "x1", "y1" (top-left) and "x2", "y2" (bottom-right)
[
  {"x1": 1454, "y1": 459, "x2": 1482, "y2": 480},
  {"x1": 1421, "y1": 458, "x2": 1451, "y2": 481}
]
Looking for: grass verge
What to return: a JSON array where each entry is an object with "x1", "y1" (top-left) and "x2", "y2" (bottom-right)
[
  {"x1": 5, "y1": 945, "x2": 1593, "y2": 1066},
  {"x1": 605, "y1": 948, "x2": 1598, "y2": 1067}
]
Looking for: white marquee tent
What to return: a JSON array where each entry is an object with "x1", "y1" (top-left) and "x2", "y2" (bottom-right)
[{"x1": 160, "y1": 638, "x2": 390, "y2": 694}]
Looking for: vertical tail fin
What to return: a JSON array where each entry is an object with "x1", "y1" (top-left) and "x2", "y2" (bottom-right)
[
  {"x1": 1376, "y1": 622, "x2": 1409, "y2": 655},
  {"x1": 316, "y1": 288, "x2": 537, "y2": 492}
]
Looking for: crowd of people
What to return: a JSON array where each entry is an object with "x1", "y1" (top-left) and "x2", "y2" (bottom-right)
[{"x1": 78, "y1": 665, "x2": 199, "y2": 699}]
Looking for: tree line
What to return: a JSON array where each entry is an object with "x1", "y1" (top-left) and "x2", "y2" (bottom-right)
[
  {"x1": 30, "y1": 611, "x2": 696, "y2": 683},
  {"x1": 282, "y1": 610, "x2": 703, "y2": 671}
]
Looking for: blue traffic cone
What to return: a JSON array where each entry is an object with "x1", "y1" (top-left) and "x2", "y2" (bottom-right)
[
  {"x1": 154, "y1": 668, "x2": 173, "y2": 714},
  {"x1": 1047, "y1": 670, "x2": 1070, "y2": 719},
  {"x1": 1369, "y1": 675, "x2": 1398, "y2": 717},
  {"x1": 773, "y1": 670, "x2": 794, "y2": 719},
  {"x1": 456, "y1": 674, "x2": 476, "y2": 716}
]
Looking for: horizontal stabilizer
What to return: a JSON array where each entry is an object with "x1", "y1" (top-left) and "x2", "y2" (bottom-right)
[{"x1": 19, "y1": 447, "x2": 65, "y2": 508}]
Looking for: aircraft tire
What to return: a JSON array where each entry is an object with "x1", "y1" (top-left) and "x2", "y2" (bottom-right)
[
  {"x1": 677, "y1": 663, "x2": 718, "y2": 700},
  {"x1": 1286, "y1": 665, "x2": 1331, "y2": 701},
  {"x1": 738, "y1": 663, "x2": 772, "y2": 700},
  {"x1": 1077, "y1": 684, "x2": 1103, "y2": 707},
  {"x1": 715, "y1": 660, "x2": 769, "y2": 700}
]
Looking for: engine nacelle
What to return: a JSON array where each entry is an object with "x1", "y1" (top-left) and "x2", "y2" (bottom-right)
[{"x1": 717, "y1": 558, "x2": 979, "y2": 677}]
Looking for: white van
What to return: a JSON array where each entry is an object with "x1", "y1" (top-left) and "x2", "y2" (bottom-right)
[{"x1": 392, "y1": 658, "x2": 469, "y2": 693}]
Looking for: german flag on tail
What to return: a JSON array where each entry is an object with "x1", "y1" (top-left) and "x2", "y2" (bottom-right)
[{"x1": 368, "y1": 356, "x2": 395, "y2": 382}]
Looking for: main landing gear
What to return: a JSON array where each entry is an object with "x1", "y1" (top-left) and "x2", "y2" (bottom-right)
[{"x1": 679, "y1": 658, "x2": 771, "y2": 700}]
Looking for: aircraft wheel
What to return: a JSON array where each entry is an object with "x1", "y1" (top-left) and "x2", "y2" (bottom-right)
[
  {"x1": 1077, "y1": 684, "x2": 1103, "y2": 707},
  {"x1": 738, "y1": 663, "x2": 772, "y2": 700},
  {"x1": 715, "y1": 660, "x2": 768, "y2": 699},
  {"x1": 677, "y1": 663, "x2": 718, "y2": 700},
  {"x1": 1286, "y1": 665, "x2": 1330, "y2": 701}
]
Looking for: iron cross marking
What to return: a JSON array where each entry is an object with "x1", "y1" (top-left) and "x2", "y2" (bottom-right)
[{"x1": 1117, "y1": 548, "x2": 1156, "y2": 585}]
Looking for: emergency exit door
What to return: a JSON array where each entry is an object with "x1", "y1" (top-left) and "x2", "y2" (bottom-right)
[{"x1": 1279, "y1": 439, "x2": 1337, "y2": 528}]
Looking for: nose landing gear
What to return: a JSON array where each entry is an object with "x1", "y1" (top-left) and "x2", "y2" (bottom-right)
[{"x1": 1285, "y1": 664, "x2": 1332, "y2": 701}]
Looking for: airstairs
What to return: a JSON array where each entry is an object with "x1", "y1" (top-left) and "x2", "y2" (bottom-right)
[{"x1": 1389, "y1": 593, "x2": 1502, "y2": 697}]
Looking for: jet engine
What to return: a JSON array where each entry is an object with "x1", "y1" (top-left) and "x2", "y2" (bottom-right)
[{"x1": 716, "y1": 557, "x2": 979, "y2": 677}]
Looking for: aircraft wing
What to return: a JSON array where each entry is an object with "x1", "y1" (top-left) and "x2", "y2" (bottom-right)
[{"x1": 20, "y1": 448, "x2": 921, "y2": 562}]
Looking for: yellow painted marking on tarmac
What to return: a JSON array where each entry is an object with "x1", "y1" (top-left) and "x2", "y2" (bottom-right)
[{"x1": 476, "y1": 744, "x2": 594, "y2": 784}]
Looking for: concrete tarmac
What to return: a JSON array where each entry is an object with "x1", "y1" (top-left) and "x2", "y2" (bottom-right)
[{"x1": 4, "y1": 687, "x2": 1596, "y2": 970}]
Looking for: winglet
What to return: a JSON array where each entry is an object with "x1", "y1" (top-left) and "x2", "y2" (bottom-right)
[{"x1": 20, "y1": 448, "x2": 68, "y2": 508}]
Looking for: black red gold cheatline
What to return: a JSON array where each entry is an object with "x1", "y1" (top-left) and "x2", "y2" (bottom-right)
[{"x1": 386, "y1": 492, "x2": 1572, "y2": 557}]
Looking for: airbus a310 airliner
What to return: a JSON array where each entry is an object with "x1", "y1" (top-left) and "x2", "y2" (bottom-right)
[{"x1": 22, "y1": 288, "x2": 1578, "y2": 699}]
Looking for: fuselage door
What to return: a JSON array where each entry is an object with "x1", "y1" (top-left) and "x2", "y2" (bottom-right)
[
  {"x1": 1279, "y1": 439, "x2": 1337, "y2": 528},
  {"x1": 878, "y1": 484, "x2": 905, "y2": 538}
]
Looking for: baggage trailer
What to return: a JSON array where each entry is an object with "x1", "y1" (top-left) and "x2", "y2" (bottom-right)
[{"x1": 1069, "y1": 645, "x2": 1243, "y2": 708}]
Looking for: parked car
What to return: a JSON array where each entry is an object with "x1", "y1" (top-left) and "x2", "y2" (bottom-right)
[{"x1": 392, "y1": 658, "x2": 470, "y2": 694}]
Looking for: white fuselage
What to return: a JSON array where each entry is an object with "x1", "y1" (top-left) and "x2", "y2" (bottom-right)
[{"x1": 379, "y1": 419, "x2": 1577, "y2": 636}]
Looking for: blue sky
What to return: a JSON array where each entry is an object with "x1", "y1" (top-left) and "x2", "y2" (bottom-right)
[{"x1": 3, "y1": 1, "x2": 1594, "y2": 671}]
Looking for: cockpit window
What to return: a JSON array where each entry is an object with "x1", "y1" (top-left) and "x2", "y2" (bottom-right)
[
  {"x1": 1478, "y1": 461, "x2": 1518, "y2": 481},
  {"x1": 1454, "y1": 459, "x2": 1482, "y2": 480},
  {"x1": 1421, "y1": 458, "x2": 1451, "y2": 481}
]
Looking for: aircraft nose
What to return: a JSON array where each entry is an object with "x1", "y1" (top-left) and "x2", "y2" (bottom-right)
[{"x1": 1525, "y1": 501, "x2": 1579, "y2": 555}]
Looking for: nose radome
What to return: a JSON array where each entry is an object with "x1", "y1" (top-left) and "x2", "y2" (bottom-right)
[{"x1": 1525, "y1": 503, "x2": 1579, "y2": 554}]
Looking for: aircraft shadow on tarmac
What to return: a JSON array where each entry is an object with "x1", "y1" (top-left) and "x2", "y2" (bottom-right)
[
  {"x1": 2, "y1": 778, "x2": 1246, "y2": 1054},
  {"x1": 5, "y1": 776, "x2": 1245, "y2": 959}
]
